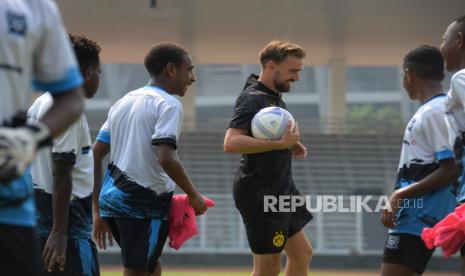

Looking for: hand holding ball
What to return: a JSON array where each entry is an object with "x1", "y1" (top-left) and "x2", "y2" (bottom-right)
[{"x1": 251, "y1": 107, "x2": 295, "y2": 140}]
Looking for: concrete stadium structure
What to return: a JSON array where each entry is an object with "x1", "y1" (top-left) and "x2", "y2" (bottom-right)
[{"x1": 57, "y1": 0, "x2": 464, "y2": 270}]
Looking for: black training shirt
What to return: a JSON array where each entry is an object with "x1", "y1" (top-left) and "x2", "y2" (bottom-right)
[{"x1": 228, "y1": 74, "x2": 294, "y2": 204}]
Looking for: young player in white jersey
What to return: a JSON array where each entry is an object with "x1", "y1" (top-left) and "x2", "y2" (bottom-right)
[
  {"x1": 380, "y1": 46, "x2": 457, "y2": 276},
  {"x1": 439, "y1": 14, "x2": 465, "y2": 276},
  {"x1": 92, "y1": 42, "x2": 207, "y2": 276},
  {"x1": 0, "y1": 1, "x2": 84, "y2": 275},
  {"x1": 29, "y1": 34, "x2": 102, "y2": 276}
]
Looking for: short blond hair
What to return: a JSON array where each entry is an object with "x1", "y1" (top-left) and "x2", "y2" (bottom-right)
[{"x1": 259, "y1": 41, "x2": 306, "y2": 67}]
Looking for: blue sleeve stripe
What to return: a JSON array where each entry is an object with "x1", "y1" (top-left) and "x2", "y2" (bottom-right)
[
  {"x1": 32, "y1": 67, "x2": 83, "y2": 94},
  {"x1": 96, "y1": 130, "x2": 110, "y2": 144},
  {"x1": 436, "y1": 149, "x2": 454, "y2": 161}
]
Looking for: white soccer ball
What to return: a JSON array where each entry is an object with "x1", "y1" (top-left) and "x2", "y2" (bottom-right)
[{"x1": 251, "y1": 107, "x2": 295, "y2": 140}]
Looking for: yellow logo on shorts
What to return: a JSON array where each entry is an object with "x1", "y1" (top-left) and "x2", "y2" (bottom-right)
[{"x1": 272, "y1": 231, "x2": 285, "y2": 247}]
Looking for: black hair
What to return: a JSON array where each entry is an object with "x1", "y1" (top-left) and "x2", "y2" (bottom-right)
[
  {"x1": 144, "y1": 42, "x2": 189, "y2": 76},
  {"x1": 403, "y1": 45, "x2": 445, "y2": 82},
  {"x1": 69, "y1": 33, "x2": 101, "y2": 69}
]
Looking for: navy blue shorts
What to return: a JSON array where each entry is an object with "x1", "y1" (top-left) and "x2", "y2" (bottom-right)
[{"x1": 104, "y1": 217, "x2": 169, "y2": 273}]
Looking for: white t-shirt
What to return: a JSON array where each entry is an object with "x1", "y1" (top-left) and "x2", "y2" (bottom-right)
[
  {"x1": 445, "y1": 68, "x2": 465, "y2": 202},
  {"x1": 0, "y1": 0, "x2": 83, "y2": 227},
  {"x1": 29, "y1": 93, "x2": 93, "y2": 198},
  {"x1": 97, "y1": 85, "x2": 183, "y2": 194},
  {"x1": 0, "y1": 0, "x2": 83, "y2": 122},
  {"x1": 399, "y1": 94, "x2": 453, "y2": 168},
  {"x1": 391, "y1": 94, "x2": 456, "y2": 236},
  {"x1": 445, "y1": 69, "x2": 465, "y2": 147}
]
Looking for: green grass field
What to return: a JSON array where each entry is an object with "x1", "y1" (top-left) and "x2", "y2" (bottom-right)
[
  {"x1": 102, "y1": 271, "x2": 322, "y2": 276},
  {"x1": 100, "y1": 269, "x2": 455, "y2": 276},
  {"x1": 102, "y1": 272, "x2": 361, "y2": 276},
  {"x1": 101, "y1": 268, "x2": 376, "y2": 276}
]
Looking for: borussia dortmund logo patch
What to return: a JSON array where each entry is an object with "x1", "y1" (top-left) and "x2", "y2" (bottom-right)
[{"x1": 272, "y1": 231, "x2": 285, "y2": 248}]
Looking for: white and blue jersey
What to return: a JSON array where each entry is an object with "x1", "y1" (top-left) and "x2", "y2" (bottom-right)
[
  {"x1": 390, "y1": 94, "x2": 456, "y2": 236},
  {"x1": 96, "y1": 85, "x2": 183, "y2": 219},
  {"x1": 0, "y1": 0, "x2": 83, "y2": 227},
  {"x1": 29, "y1": 93, "x2": 94, "y2": 240},
  {"x1": 445, "y1": 69, "x2": 465, "y2": 203}
]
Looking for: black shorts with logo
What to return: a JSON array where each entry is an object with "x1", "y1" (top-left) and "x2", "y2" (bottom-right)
[
  {"x1": 236, "y1": 194, "x2": 313, "y2": 254},
  {"x1": 382, "y1": 233, "x2": 434, "y2": 275},
  {"x1": 104, "y1": 217, "x2": 169, "y2": 273}
]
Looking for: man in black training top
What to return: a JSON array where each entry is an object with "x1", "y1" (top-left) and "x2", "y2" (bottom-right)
[{"x1": 224, "y1": 40, "x2": 313, "y2": 276}]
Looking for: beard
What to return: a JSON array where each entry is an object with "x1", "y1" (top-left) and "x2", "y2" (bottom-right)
[{"x1": 274, "y1": 79, "x2": 292, "y2": 93}]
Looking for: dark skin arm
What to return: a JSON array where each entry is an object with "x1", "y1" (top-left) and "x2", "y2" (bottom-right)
[
  {"x1": 381, "y1": 158, "x2": 458, "y2": 228},
  {"x1": 41, "y1": 88, "x2": 84, "y2": 137},
  {"x1": 39, "y1": 88, "x2": 83, "y2": 270},
  {"x1": 92, "y1": 141, "x2": 113, "y2": 250},
  {"x1": 42, "y1": 160, "x2": 73, "y2": 272},
  {"x1": 157, "y1": 144, "x2": 207, "y2": 215}
]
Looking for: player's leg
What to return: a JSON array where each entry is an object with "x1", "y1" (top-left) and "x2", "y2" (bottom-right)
[
  {"x1": 381, "y1": 263, "x2": 417, "y2": 276},
  {"x1": 123, "y1": 268, "x2": 146, "y2": 276},
  {"x1": 283, "y1": 230, "x2": 312, "y2": 276},
  {"x1": 381, "y1": 233, "x2": 433, "y2": 276},
  {"x1": 113, "y1": 217, "x2": 168, "y2": 276},
  {"x1": 236, "y1": 204, "x2": 287, "y2": 276},
  {"x1": 105, "y1": 217, "x2": 146, "y2": 276},
  {"x1": 121, "y1": 256, "x2": 161, "y2": 276},
  {"x1": 283, "y1": 192, "x2": 313, "y2": 276},
  {"x1": 152, "y1": 260, "x2": 161, "y2": 276},
  {"x1": 252, "y1": 253, "x2": 282, "y2": 276},
  {"x1": 103, "y1": 218, "x2": 144, "y2": 276},
  {"x1": 128, "y1": 260, "x2": 160, "y2": 276}
]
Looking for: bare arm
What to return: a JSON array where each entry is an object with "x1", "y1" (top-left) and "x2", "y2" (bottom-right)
[
  {"x1": 382, "y1": 158, "x2": 458, "y2": 228},
  {"x1": 41, "y1": 88, "x2": 84, "y2": 137},
  {"x1": 92, "y1": 141, "x2": 110, "y2": 215},
  {"x1": 42, "y1": 160, "x2": 73, "y2": 272},
  {"x1": 91, "y1": 140, "x2": 113, "y2": 250},
  {"x1": 157, "y1": 144, "x2": 206, "y2": 215},
  {"x1": 223, "y1": 122, "x2": 300, "y2": 154}
]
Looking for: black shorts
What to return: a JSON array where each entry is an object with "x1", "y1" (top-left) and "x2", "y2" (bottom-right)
[
  {"x1": 104, "y1": 217, "x2": 169, "y2": 272},
  {"x1": 37, "y1": 237, "x2": 99, "y2": 276},
  {"x1": 35, "y1": 189, "x2": 93, "y2": 239},
  {"x1": 0, "y1": 223, "x2": 40, "y2": 276},
  {"x1": 236, "y1": 201, "x2": 313, "y2": 254},
  {"x1": 382, "y1": 233, "x2": 434, "y2": 275}
]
